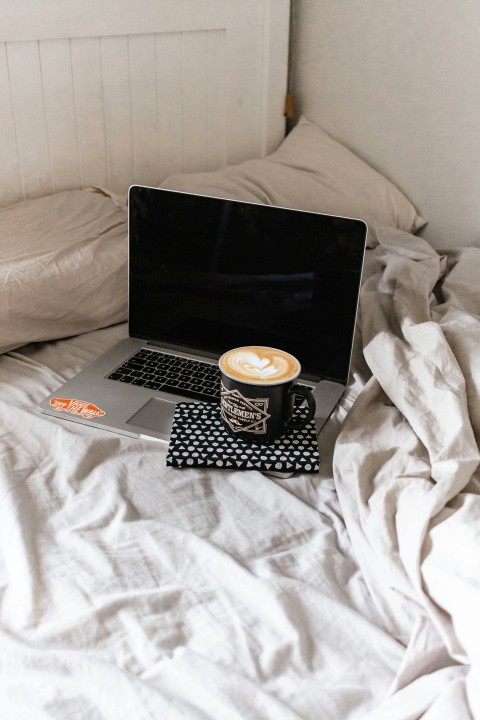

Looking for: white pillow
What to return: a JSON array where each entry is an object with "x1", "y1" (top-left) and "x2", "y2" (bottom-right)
[
  {"x1": 0, "y1": 189, "x2": 127, "y2": 354},
  {"x1": 161, "y1": 116, "x2": 426, "y2": 248}
]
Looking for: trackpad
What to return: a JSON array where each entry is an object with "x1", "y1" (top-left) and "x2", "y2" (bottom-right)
[{"x1": 126, "y1": 397, "x2": 176, "y2": 436}]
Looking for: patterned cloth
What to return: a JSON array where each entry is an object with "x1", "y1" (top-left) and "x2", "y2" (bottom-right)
[{"x1": 166, "y1": 402, "x2": 320, "y2": 473}]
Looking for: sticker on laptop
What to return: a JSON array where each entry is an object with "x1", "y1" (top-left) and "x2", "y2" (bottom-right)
[{"x1": 50, "y1": 398, "x2": 106, "y2": 419}]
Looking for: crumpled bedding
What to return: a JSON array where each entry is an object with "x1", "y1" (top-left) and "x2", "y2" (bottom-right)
[
  {"x1": 1, "y1": 231, "x2": 479, "y2": 719},
  {"x1": 334, "y1": 229, "x2": 480, "y2": 719},
  {"x1": 0, "y1": 325, "x2": 398, "y2": 718}
]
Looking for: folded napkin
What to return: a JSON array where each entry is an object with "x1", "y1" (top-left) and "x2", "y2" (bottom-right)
[{"x1": 166, "y1": 402, "x2": 319, "y2": 473}]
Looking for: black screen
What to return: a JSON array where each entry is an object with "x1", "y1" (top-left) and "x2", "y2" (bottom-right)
[{"x1": 128, "y1": 187, "x2": 366, "y2": 384}]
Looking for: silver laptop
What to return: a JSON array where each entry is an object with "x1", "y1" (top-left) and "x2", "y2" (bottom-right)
[{"x1": 38, "y1": 186, "x2": 366, "y2": 442}]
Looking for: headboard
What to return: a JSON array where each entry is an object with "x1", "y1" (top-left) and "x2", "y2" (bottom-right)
[
  {"x1": 1, "y1": 0, "x2": 289, "y2": 205},
  {"x1": 294, "y1": 0, "x2": 480, "y2": 250}
]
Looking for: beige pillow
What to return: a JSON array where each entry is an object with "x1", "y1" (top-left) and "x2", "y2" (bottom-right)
[
  {"x1": 0, "y1": 189, "x2": 127, "y2": 354},
  {"x1": 161, "y1": 116, "x2": 425, "y2": 248}
]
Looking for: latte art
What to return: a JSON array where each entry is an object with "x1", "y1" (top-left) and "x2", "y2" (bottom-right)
[{"x1": 219, "y1": 346, "x2": 300, "y2": 384}]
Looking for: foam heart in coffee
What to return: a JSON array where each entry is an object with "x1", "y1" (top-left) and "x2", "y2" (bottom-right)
[{"x1": 219, "y1": 346, "x2": 300, "y2": 384}]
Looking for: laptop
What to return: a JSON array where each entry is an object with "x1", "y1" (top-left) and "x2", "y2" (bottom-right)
[{"x1": 38, "y1": 186, "x2": 367, "y2": 443}]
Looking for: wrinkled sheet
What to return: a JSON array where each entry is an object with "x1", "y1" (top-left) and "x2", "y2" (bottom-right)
[
  {"x1": 334, "y1": 229, "x2": 480, "y2": 719},
  {"x1": 2, "y1": 233, "x2": 479, "y2": 719},
  {"x1": 0, "y1": 319, "x2": 399, "y2": 718}
]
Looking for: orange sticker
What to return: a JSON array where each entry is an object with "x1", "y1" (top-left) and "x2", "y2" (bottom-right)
[{"x1": 50, "y1": 397, "x2": 106, "y2": 419}]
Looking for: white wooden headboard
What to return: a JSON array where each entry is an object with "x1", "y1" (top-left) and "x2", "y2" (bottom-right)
[
  {"x1": 1, "y1": 0, "x2": 289, "y2": 205},
  {"x1": 294, "y1": 0, "x2": 480, "y2": 249}
]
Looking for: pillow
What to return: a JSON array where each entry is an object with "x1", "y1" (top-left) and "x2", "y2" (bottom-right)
[
  {"x1": 161, "y1": 116, "x2": 425, "y2": 248},
  {"x1": 0, "y1": 189, "x2": 127, "y2": 354}
]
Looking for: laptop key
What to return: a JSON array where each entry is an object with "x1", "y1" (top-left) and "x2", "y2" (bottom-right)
[
  {"x1": 110, "y1": 350, "x2": 220, "y2": 402},
  {"x1": 159, "y1": 382, "x2": 219, "y2": 403},
  {"x1": 144, "y1": 381, "x2": 161, "y2": 390},
  {"x1": 124, "y1": 361, "x2": 144, "y2": 370}
]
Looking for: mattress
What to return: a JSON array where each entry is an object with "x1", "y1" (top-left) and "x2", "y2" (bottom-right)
[
  {"x1": 2, "y1": 229, "x2": 480, "y2": 718},
  {"x1": 1, "y1": 314, "x2": 393, "y2": 719}
]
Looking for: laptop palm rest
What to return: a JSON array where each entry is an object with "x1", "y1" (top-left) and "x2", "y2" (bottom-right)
[{"x1": 126, "y1": 397, "x2": 176, "y2": 437}]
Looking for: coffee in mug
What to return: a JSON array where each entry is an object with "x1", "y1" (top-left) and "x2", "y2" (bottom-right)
[{"x1": 219, "y1": 346, "x2": 316, "y2": 443}]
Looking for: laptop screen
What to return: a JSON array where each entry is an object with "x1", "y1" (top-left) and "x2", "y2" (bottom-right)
[{"x1": 128, "y1": 186, "x2": 366, "y2": 384}]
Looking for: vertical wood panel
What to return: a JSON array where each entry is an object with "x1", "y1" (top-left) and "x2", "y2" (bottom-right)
[
  {"x1": 0, "y1": 43, "x2": 22, "y2": 205},
  {"x1": 40, "y1": 39, "x2": 81, "y2": 193},
  {"x1": 205, "y1": 30, "x2": 226, "y2": 170},
  {"x1": 261, "y1": 0, "x2": 289, "y2": 155},
  {"x1": 0, "y1": 1, "x2": 289, "y2": 204},
  {"x1": 100, "y1": 35, "x2": 134, "y2": 191},
  {"x1": 7, "y1": 40, "x2": 52, "y2": 198},
  {"x1": 70, "y1": 37, "x2": 109, "y2": 189},
  {"x1": 181, "y1": 31, "x2": 208, "y2": 173},
  {"x1": 155, "y1": 32, "x2": 184, "y2": 178},
  {"x1": 129, "y1": 34, "x2": 158, "y2": 186},
  {"x1": 225, "y1": 23, "x2": 264, "y2": 164}
]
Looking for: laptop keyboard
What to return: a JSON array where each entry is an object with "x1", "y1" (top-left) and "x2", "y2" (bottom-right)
[{"x1": 107, "y1": 349, "x2": 221, "y2": 403}]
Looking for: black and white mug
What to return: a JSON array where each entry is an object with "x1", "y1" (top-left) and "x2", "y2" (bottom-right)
[{"x1": 219, "y1": 346, "x2": 316, "y2": 444}]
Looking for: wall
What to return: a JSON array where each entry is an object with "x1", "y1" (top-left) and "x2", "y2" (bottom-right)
[{"x1": 291, "y1": 0, "x2": 480, "y2": 248}]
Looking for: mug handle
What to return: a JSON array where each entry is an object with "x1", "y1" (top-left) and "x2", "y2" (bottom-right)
[{"x1": 285, "y1": 385, "x2": 316, "y2": 430}]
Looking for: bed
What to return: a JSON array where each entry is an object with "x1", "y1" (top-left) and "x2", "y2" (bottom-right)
[{"x1": 2, "y1": 2, "x2": 480, "y2": 719}]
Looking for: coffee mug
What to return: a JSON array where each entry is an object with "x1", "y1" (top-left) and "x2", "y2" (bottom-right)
[{"x1": 219, "y1": 346, "x2": 316, "y2": 443}]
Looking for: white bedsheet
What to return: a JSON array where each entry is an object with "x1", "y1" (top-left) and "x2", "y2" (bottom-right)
[
  {"x1": 0, "y1": 322, "x2": 399, "y2": 718},
  {"x1": 2, "y1": 234, "x2": 479, "y2": 719},
  {"x1": 334, "y1": 229, "x2": 480, "y2": 719}
]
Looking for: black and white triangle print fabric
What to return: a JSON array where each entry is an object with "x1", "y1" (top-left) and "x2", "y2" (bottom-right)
[{"x1": 166, "y1": 403, "x2": 320, "y2": 473}]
